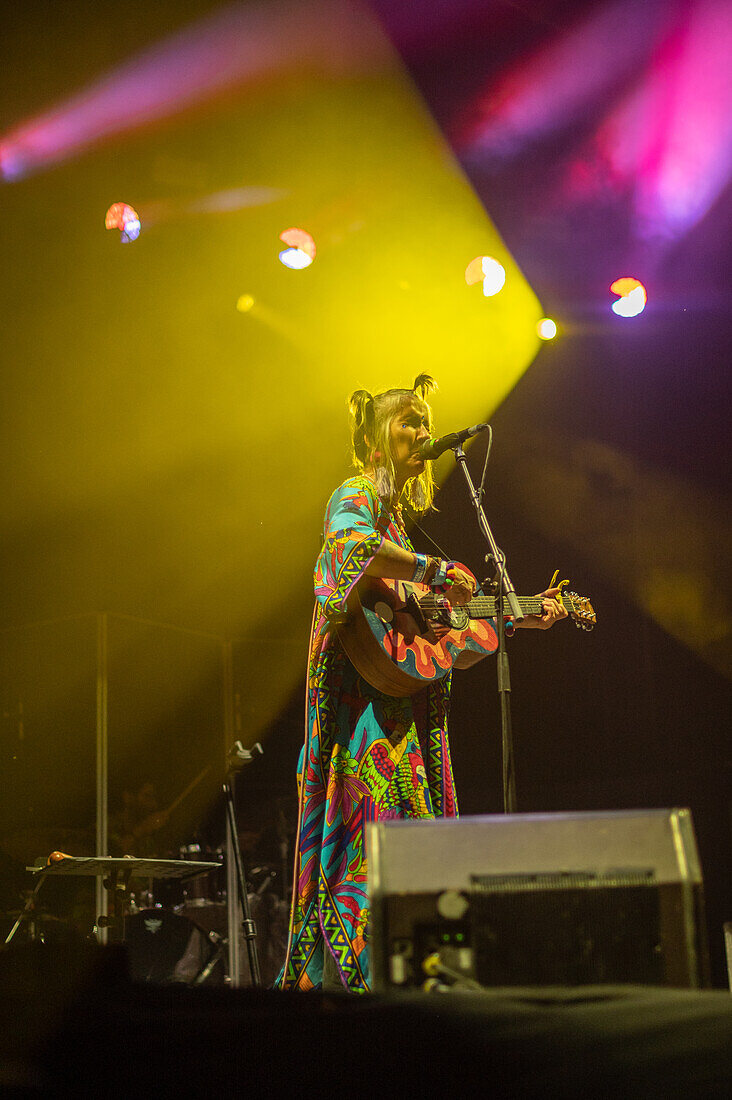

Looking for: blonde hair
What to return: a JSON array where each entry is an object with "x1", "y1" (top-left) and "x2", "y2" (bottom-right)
[{"x1": 348, "y1": 373, "x2": 437, "y2": 514}]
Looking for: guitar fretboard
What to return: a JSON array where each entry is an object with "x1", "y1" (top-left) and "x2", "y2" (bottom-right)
[
  {"x1": 468, "y1": 594, "x2": 566, "y2": 619},
  {"x1": 413, "y1": 586, "x2": 594, "y2": 628}
]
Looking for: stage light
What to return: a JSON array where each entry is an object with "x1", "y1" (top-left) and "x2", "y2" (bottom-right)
[
  {"x1": 612, "y1": 286, "x2": 646, "y2": 317},
  {"x1": 610, "y1": 277, "x2": 647, "y2": 317},
  {"x1": 278, "y1": 227, "x2": 315, "y2": 269},
  {"x1": 105, "y1": 202, "x2": 141, "y2": 243},
  {"x1": 537, "y1": 318, "x2": 557, "y2": 340},
  {"x1": 465, "y1": 256, "x2": 484, "y2": 285},
  {"x1": 121, "y1": 219, "x2": 141, "y2": 243},
  {"x1": 465, "y1": 255, "x2": 506, "y2": 296},
  {"x1": 278, "y1": 247, "x2": 313, "y2": 269},
  {"x1": 236, "y1": 294, "x2": 255, "y2": 313},
  {"x1": 482, "y1": 257, "x2": 506, "y2": 296}
]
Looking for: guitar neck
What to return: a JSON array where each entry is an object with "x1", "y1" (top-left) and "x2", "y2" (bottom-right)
[{"x1": 468, "y1": 593, "x2": 560, "y2": 619}]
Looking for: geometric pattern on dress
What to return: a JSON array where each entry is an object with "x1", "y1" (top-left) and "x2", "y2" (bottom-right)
[
  {"x1": 319, "y1": 872, "x2": 369, "y2": 994},
  {"x1": 283, "y1": 898, "x2": 322, "y2": 989}
]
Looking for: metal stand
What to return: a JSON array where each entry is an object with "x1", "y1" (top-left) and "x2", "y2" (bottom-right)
[
  {"x1": 224, "y1": 740, "x2": 264, "y2": 988},
  {"x1": 97, "y1": 864, "x2": 133, "y2": 941},
  {"x1": 4, "y1": 874, "x2": 46, "y2": 946},
  {"x1": 452, "y1": 443, "x2": 523, "y2": 813}
]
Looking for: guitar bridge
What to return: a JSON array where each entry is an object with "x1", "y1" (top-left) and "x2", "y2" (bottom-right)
[{"x1": 416, "y1": 594, "x2": 469, "y2": 633}]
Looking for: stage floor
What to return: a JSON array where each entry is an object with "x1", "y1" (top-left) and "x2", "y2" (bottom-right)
[{"x1": 1, "y1": 943, "x2": 730, "y2": 1097}]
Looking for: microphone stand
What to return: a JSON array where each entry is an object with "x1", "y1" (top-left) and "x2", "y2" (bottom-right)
[
  {"x1": 224, "y1": 740, "x2": 264, "y2": 987},
  {"x1": 451, "y1": 443, "x2": 523, "y2": 813}
]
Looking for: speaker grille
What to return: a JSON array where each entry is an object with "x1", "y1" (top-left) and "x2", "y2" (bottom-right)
[{"x1": 469, "y1": 882, "x2": 663, "y2": 986}]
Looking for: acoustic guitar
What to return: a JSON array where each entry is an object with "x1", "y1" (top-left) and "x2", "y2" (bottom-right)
[{"x1": 337, "y1": 571, "x2": 595, "y2": 697}]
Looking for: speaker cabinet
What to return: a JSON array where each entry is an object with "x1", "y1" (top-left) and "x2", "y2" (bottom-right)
[{"x1": 367, "y1": 809, "x2": 710, "y2": 991}]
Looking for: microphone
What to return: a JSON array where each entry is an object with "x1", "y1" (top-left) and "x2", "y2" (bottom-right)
[{"x1": 417, "y1": 423, "x2": 489, "y2": 460}]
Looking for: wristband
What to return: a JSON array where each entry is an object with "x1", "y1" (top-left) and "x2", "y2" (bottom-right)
[{"x1": 410, "y1": 552, "x2": 429, "y2": 583}]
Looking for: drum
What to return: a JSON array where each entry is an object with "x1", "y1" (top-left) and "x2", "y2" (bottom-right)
[
  {"x1": 123, "y1": 908, "x2": 224, "y2": 984},
  {"x1": 178, "y1": 892, "x2": 289, "y2": 988},
  {"x1": 179, "y1": 899, "x2": 228, "y2": 936},
  {"x1": 152, "y1": 844, "x2": 225, "y2": 910}
]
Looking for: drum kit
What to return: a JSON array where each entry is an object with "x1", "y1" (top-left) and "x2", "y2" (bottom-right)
[
  {"x1": 2, "y1": 843, "x2": 288, "y2": 989},
  {"x1": 2, "y1": 743, "x2": 291, "y2": 987}
]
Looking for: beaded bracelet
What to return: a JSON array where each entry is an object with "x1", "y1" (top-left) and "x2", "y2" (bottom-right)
[{"x1": 430, "y1": 560, "x2": 459, "y2": 589}]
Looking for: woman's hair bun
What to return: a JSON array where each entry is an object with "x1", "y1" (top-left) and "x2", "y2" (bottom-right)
[
  {"x1": 348, "y1": 388, "x2": 374, "y2": 427},
  {"x1": 412, "y1": 373, "x2": 437, "y2": 400}
]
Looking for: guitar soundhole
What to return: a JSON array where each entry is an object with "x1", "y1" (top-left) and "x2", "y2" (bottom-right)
[{"x1": 374, "y1": 600, "x2": 393, "y2": 625}]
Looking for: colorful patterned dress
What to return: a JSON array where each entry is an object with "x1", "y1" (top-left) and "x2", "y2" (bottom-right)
[{"x1": 278, "y1": 475, "x2": 459, "y2": 993}]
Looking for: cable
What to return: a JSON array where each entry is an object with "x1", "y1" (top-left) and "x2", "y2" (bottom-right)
[{"x1": 477, "y1": 424, "x2": 493, "y2": 506}]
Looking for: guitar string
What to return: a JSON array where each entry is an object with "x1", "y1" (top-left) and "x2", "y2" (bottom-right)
[
  {"x1": 418, "y1": 599, "x2": 548, "y2": 615},
  {"x1": 415, "y1": 596, "x2": 586, "y2": 620}
]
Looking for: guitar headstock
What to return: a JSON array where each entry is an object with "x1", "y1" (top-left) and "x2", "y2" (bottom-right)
[{"x1": 563, "y1": 590, "x2": 597, "y2": 631}]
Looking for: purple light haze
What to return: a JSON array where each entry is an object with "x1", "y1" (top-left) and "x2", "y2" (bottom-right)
[
  {"x1": 566, "y1": 0, "x2": 732, "y2": 241},
  {"x1": 457, "y1": 0, "x2": 669, "y2": 162},
  {"x1": 0, "y1": 0, "x2": 386, "y2": 182},
  {"x1": 641, "y1": 0, "x2": 732, "y2": 238},
  {"x1": 458, "y1": 0, "x2": 732, "y2": 245}
]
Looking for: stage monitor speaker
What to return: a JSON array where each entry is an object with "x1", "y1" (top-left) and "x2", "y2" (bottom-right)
[{"x1": 367, "y1": 809, "x2": 710, "y2": 992}]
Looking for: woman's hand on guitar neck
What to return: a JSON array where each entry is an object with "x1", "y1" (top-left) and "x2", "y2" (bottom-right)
[{"x1": 514, "y1": 585, "x2": 568, "y2": 630}]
